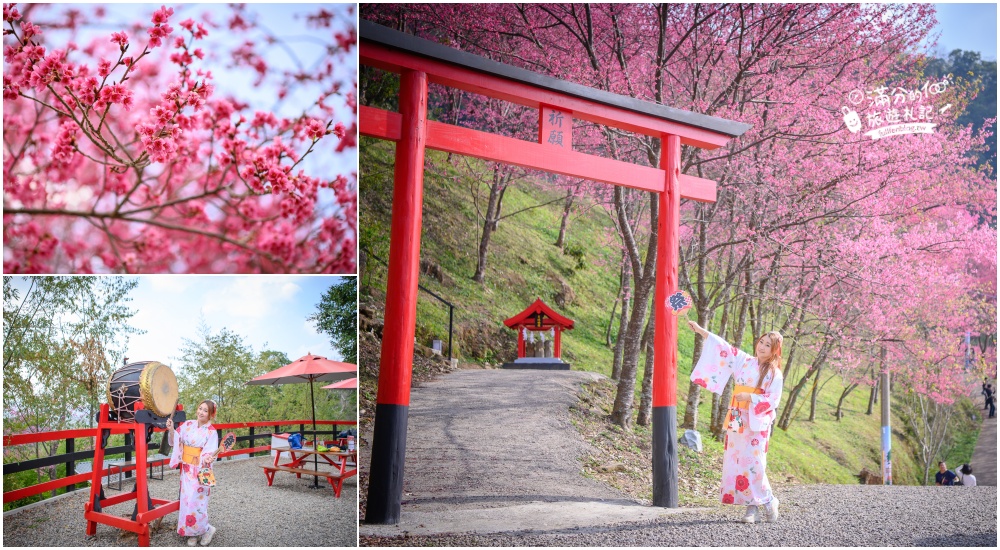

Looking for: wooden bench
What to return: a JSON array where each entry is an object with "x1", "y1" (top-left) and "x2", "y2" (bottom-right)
[
  {"x1": 107, "y1": 454, "x2": 169, "y2": 490},
  {"x1": 262, "y1": 465, "x2": 350, "y2": 497}
]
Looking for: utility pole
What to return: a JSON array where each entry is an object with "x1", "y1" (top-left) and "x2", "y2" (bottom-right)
[{"x1": 880, "y1": 346, "x2": 892, "y2": 485}]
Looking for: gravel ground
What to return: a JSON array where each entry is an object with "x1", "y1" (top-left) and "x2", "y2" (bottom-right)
[
  {"x1": 3, "y1": 456, "x2": 357, "y2": 547},
  {"x1": 364, "y1": 484, "x2": 996, "y2": 546},
  {"x1": 360, "y1": 369, "x2": 997, "y2": 547}
]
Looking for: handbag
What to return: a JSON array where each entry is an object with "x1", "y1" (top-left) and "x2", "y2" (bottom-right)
[{"x1": 197, "y1": 467, "x2": 216, "y2": 487}]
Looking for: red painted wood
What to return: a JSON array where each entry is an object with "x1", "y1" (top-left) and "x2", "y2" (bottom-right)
[
  {"x1": 360, "y1": 106, "x2": 719, "y2": 202},
  {"x1": 653, "y1": 135, "x2": 682, "y2": 408},
  {"x1": 517, "y1": 325, "x2": 525, "y2": 358},
  {"x1": 427, "y1": 118, "x2": 665, "y2": 193},
  {"x1": 3, "y1": 428, "x2": 96, "y2": 446},
  {"x1": 503, "y1": 298, "x2": 575, "y2": 329},
  {"x1": 3, "y1": 472, "x2": 92, "y2": 504},
  {"x1": 100, "y1": 491, "x2": 142, "y2": 507},
  {"x1": 135, "y1": 425, "x2": 150, "y2": 518},
  {"x1": 377, "y1": 69, "x2": 429, "y2": 407},
  {"x1": 85, "y1": 511, "x2": 146, "y2": 533},
  {"x1": 677, "y1": 174, "x2": 717, "y2": 204},
  {"x1": 539, "y1": 106, "x2": 572, "y2": 150},
  {"x1": 360, "y1": 105, "x2": 401, "y2": 141},
  {"x1": 136, "y1": 499, "x2": 179, "y2": 523},
  {"x1": 361, "y1": 42, "x2": 731, "y2": 150},
  {"x1": 555, "y1": 327, "x2": 562, "y2": 358}
]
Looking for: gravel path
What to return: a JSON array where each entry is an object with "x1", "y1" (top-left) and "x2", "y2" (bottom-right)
[
  {"x1": 365, "y1": 484, "x2": 996, "y2": 546},
  {"x1": 361, "y1": 369, "x2": 996, "y2": 546},
  {"x1": 4, "y1": 456, "x2": 357, "y2": 547}
]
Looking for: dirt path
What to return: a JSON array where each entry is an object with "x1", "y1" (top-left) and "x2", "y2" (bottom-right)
[
  {"x1": 360, "y1": 369, "x2": 695, "y2": 537},
  {"x1": 970, "y1": 414, "x2": 996, "y2": 486}
]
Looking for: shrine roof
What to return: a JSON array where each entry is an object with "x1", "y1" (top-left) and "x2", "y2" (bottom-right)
[
  {"x1": 361, "y1": 21, "x2": 752, "y2": 139},
  {"x1": 503, "y1": 298, "x2": 575, "y2": 330}
]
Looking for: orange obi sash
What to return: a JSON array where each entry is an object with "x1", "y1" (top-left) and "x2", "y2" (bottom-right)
[
  {"x1": 730, "y1": 385, "x2": 763, "y2": 409},
  {"x1": 181, "y1": 445, "x2": 203, "y2": 466}
]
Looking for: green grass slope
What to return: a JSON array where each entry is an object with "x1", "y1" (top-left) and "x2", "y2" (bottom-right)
[{"x1": 360, "y1": 138, "x2": 981, "y2": 487}]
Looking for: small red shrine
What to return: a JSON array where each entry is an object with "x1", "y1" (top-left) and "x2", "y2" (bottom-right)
[{"x1": 502, "y1": 298, "x2": 574, "y2": 369}]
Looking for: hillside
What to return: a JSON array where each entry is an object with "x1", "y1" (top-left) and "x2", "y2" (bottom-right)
[{"x1": 359, "y1": 137, "x2": 982, "y2": 490}]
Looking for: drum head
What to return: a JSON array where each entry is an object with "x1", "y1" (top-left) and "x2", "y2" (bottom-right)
[{"x1": 140, "y1": 362, "x2": 178, "y2": 417}]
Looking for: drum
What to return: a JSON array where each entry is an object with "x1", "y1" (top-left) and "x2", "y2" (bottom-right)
[{"x1": 107, "y1": 361, "x2": 178, "y2": 421}]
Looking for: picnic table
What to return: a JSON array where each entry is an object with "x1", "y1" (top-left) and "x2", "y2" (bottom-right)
[{"x1": 263, "y1": 446, "x2": 357, "y2": 497}]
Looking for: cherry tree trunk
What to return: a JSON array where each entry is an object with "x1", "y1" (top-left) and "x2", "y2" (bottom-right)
[
  {"x1": 472, "y1": 166, "x2": 510, "y2": 283},
  {"x1": 808, "y1": 367, "x2": 823, "y2": 422},
  {"x1": 835, "y1": 383, "x2": 859, "y2": 420},
  {"x1": 867, "y1": 384, "x2": 877, "y2": 415},
  {"x1": 604, "y1": 298, "x2": 619, "y2": 348},
  {"x1": 554, "y1": 188, "x2": 575, "y2": 249},
  {"x1": 610, "y1": 190, "x2": 658, "y2": 429},
  {"x1": 681, "y1": 326, "x2": 706, "y2": 430},
  {"x1": 680, "y1": 217, "x2": 712, "y2": 430},
  {"x1": 637, "y1": 315, "x2": 656, "y2": 426},
  {"x1": 611, "y1": 254, "x2": 632, "y2": 381}
]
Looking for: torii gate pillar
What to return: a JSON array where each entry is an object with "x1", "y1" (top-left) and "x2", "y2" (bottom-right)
[
  {"x1": 365, "y1": 69, "x2": 428, "y2": 524},
  {"x1": 653, "y1": 134, "x2": 682, "y2": 506}
]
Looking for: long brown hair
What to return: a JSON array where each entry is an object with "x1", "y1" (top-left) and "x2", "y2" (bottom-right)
[{"x1": 754, "y1": 332, "x2": 783, "y2": 390}]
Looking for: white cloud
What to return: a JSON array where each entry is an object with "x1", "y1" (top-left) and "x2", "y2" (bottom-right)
[
  {"x1": 148, "y1": 276, "x2": 195, "y2": 294},
  {"x1": 202, "y1": 277, "x2": 299, "y2": 319}
]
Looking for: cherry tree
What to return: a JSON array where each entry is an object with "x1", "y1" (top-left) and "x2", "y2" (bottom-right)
[
  {"x1": 4, "y1": 3, "x2": 357, "y2": 273},
  {"x1": 362, "y1": 4, "x2": 996, "y2": 428}
]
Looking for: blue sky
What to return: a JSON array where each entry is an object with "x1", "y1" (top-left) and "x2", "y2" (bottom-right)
[
  {"x1": 932, "y1": 3, "x2": 997, "y2": 60},
  {"x1": 127, "y1": 276, "x2": 349, "y2": 369}
]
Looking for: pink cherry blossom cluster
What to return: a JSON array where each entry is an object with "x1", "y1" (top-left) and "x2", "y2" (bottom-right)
[
  {"x1": 4, "y1": 3, "x2": 357, "y2": 273},
  {"x1": 147, "y1": 5, "x2": 174, "y2": 48}
]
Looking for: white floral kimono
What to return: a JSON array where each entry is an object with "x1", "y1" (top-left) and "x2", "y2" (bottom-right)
[
  {"x1": 691, "y1": 332, "x2": 784, "y2": 506},
  {"x1": 168, "y1": 420, "x2": 218, "y2": 537}
]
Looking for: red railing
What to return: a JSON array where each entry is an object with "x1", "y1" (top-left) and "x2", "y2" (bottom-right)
[{"x1": 3, "y1": 420, "x2": 356, "y2": 505}]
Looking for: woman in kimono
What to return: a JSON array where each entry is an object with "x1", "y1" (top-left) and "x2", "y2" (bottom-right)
[
  {"x1": 688, "y1": 320, "x2": 784, "y2": 524},
  {"x1": 166, "y1": 400, "x2": 219, "y2": 546}
]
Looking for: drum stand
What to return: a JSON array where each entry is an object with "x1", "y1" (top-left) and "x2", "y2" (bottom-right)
[{"x1": 85, "y1": 402, "x2": 183, "y2": 546}]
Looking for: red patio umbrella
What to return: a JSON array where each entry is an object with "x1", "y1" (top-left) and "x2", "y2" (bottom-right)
[
  {"x1": 322, "y1": 377, "x2": 358, "y2": 389},
  {"x1": 247, "y1": 353, "x2": 356, "y2": 485},
  {"x1": 247, "y1": 354, "x2": 355, "y2": 429}
]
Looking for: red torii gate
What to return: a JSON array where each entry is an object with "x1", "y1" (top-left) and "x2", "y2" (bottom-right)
[{"x1": 360, "y1": 21, "x2": 750, "y2": 524}]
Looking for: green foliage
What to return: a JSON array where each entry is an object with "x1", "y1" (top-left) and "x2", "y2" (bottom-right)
[
  {"x1": 3, "y1": 276, "x2": 143, "y2": 433},
  {"x1": 925, "y1": 49, "x2": 997, "y2": 171},
  {"x1": 308, "y1": 278, "x2": 358, "y2": 363},
  {"x1": 361, "y1": 141, "x2": 620, "y2": 370},
  {"x1": 176, "y1": 326, "x2": 355, "y2": 424},
  {"x1": 563, "y1": 243, "x2": 587, "y2": 271}
]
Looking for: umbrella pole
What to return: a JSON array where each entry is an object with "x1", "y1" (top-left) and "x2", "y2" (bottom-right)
[{"x1": 311, "y1": 379, "x2": 319, "y2": 489}]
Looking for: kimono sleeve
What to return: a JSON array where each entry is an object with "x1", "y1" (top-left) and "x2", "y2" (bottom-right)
[
  {"x1": 200, "y1": 427, "x2": 219, "y2": 467},
  {"x1": 168, "y1": 421, "x2": 186, "y2": 469},
  {"x1": 748, "y1": 368, "x2": 784, "y2": 432},
  {"x1": 690, "y1": 332, "x2": 746, "y2": 394}
]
